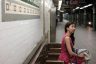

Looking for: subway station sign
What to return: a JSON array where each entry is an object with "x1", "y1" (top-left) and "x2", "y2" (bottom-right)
[
  {"x1": 5, "y1": 0, "x2": 40, "y2": 15},
  {"x1": 3, "y1": 0, "x2": 40, "y2": 22}
]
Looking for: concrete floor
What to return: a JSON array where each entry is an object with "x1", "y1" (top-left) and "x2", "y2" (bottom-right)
[{"x1": 56, "y1": 21, "x2": 96, "y2": 64}]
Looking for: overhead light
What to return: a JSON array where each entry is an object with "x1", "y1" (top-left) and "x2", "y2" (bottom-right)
[
  {"x1": 80, "y1": 4, "x2": 93, "y2": 9},
  {"x1": 73, "y1": 4, "x2": 93, "y2": 10},
  {"x1": 59, "y1": 0, "x2": 62, "y2": 6},
  {"x1": 84, "y1": 6, "x2": 88, "y2": 8},
  {"x1": 87, "y1": 4, "x2": 93, "y2": 6},
  {"x1": 75, "y1": 7, "x2": 80, "y2": 9},
  {"x1": 72, "y1": 7, "x2": 80, "y2": 11},
  {"x1": 58, "y1": 0, "x2": 62, "y2": 10},
  {"x1": 80, "y1": 7, "x2": 83, "y2": 9}
]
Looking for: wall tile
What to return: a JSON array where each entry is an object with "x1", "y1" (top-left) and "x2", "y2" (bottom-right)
[{"x1": 0, "y1": 19, "x2": 43, "y2": 64}]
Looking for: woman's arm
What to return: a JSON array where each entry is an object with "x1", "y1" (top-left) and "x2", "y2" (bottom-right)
[
  {"x1": 65, "y1": 36, "x2": 77, "y2": 57},
  {"x1": 65, "y1": 37, "x2": 85, "y2": 57}
]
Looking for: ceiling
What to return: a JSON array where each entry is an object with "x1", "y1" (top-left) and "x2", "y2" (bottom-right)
[
  {"x1": 52, "y1": 0, "x2": 96, "y2": 13},
  {"x1": 52, "y1": 0, "x2": 70, "y2": 9}
]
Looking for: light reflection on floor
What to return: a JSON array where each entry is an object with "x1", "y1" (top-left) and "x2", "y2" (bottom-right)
[{"x1": 87, "y1": 26, "x2": 93, "y2": 31}]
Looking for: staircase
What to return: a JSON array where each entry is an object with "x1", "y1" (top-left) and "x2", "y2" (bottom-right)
[
  {"x1": 30, "y1": 43, "x2": 64, "y2": 64},
  {"x1": 45, "y1": 43, "x2": 64, "y2": 64}
]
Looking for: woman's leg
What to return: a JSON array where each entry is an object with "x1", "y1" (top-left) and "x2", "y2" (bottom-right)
[{"x1": 82, "y1": 62, "x2": 85, "y2": 64}]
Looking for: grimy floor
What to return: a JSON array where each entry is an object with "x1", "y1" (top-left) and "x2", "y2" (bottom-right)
[{"x1": 56, "y1": 21, "x2": 96, "y2": 64}]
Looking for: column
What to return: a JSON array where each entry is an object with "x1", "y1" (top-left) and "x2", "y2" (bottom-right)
[
  {"x1": 78, "y1": 10, "x2": 81, "y2": 25},
  {"x1": 72, "y1": 13, "x2": 74, "y2": 22},
  {"x1": 43, "y1": 0, "x2": 45, "y2": 35},
  {"x1": 77, "y1": 12, "x2": 79, "y2": 25},
  {"x1": 93, "y1": 5, "x2": 96, "y2": 30},
  {"x1": 84, "y1": 9, "x2": 87, "y2": 26},
  {"x1": 0, "y1": 0, "x2": 1, "y2": 21}
]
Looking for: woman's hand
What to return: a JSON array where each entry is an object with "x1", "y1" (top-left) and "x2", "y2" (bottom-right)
[{"x1": 78, "y1": 53, "x2": 85, "y2": 58}]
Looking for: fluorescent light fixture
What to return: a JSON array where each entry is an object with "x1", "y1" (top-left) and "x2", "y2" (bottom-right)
[
  {"x1": 58, "y1": 0, "x2": 62, "y2": 10},
  {"x1": 59, "y1": 0, "x2": 62, "y2": 6},
  {"x1": 72, "y1": 7, "x2": 79, "y2": 11},
  {"x1": 80, "y1": 7, "x2": 83, "y2": 9},
  {"x1": 75, "y1": 7, "x2": 80, "y2": 9},
  {"x1": 80, "y1": 4, "x2": 93, "y2": 9},
  {"x1": 72, "y1": 4, "x2": 92, "y2": 10},
  {"x1": 87, "y1": 4, "x2": 93, "y2": 6},
  {"x1": 84, "y1": 6, "x2": 88, "y2": 8}
]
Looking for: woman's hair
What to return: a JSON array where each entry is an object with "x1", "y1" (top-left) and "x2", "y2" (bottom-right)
[
  {"x1": 65, "y1": 22, "x2": 75, "y2": 45},
  {"x1": 65, "y1": 22, "x2": 75, "y2": 33}
]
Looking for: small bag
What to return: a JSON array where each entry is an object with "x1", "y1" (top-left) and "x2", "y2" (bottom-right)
[{"x1": 76, "y1": 49, "x2": 91, "y2": 61}]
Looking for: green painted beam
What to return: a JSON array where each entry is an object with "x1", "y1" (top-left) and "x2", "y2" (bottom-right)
[{"x1": 21, "y1": 0, "x2": 40, "y2": 7}]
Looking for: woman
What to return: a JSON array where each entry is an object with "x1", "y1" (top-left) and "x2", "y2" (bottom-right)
[{"x1": 58, "y1": 22, "x2": 85, "y2": 64}]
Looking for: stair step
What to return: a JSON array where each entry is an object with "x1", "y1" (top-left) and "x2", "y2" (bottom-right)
[
  {"x1": 47, "y1": 43, "x2": 61, "y2": 48},
  {"x1": 49, "y1": 48, "x2": 61, "y2": 53},
  {"x1": 46, "y1": 60, "x2": 64, "y2": 64},
  {"x1": 47, "y1": 53, "x2": 60, "y2": 60},
  {"x1": 48, "y1": 53, "x2": 60, "y2": 55},
  {"x1": 50, "y1": 48, "x2": 61, "y2": 49}
]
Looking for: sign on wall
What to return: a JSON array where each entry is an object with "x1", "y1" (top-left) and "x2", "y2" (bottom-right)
[
  {"x1": 5, "y1": 0, "x2": 40, "y2": 15},
  {"x1": 2, "y1": 0, "x2": 40, "y2": 22}
]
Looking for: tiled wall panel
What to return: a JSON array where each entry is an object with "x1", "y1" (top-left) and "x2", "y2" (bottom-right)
[{"x1": 0, "y1": 19, "x2": 43, "y2": 64}]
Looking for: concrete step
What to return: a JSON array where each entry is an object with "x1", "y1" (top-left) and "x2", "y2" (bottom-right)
[
  {"x1": 49, "y1": 48, "x2": 61, "y2": 53},
  {"x1": 47, "y1": 53, "x2": 60, "y2": 60},
  {"x1": 47, "y1": 43, "x2": 61, "y2": 48},
  {"x1": 46, "y1": 60, "x2": 64, "y2": 64}
]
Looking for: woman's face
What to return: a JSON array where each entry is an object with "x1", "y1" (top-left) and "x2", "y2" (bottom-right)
[{"x1": 67, "y1": 24, "x2": 76, "y2": 33}]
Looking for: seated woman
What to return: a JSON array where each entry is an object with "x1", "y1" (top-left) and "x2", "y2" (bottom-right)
[{"x1": 58, "y1": 22, "x2": 85, "y2": 64}]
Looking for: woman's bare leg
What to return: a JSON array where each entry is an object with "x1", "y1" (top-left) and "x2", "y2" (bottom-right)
[{"x1": 82, "y1": 62, "x2": 86, "y2": 64}]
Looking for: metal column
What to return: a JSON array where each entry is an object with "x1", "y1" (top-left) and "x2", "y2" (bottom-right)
[{"x1": 93, "y1": 5, "x2": 96, "y2": 30}]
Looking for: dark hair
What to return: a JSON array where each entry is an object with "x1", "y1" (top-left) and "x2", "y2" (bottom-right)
[
  {"x1": 65, "y1": 22, "x2": 75, "y2": 45},
  {"x1": 65, "y1": 22, "x2": 75, "y2": 33}
]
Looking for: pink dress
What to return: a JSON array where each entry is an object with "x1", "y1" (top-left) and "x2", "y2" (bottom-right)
[{"x1": 58, "y1": 33, "x2": 85, "y2": 64}]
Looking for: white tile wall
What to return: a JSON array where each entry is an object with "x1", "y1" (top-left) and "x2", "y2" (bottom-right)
[
  {"x1": 0, "y1": 19, "x2": 43, "y2": 64},
  {"x1": 0, "y1": 0, "x2": 55, "y2": 64}
]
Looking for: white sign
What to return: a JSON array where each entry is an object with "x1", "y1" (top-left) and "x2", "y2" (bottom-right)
[{"x1": 5, "y1": 0, "x2": 40, "y2": 15}]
